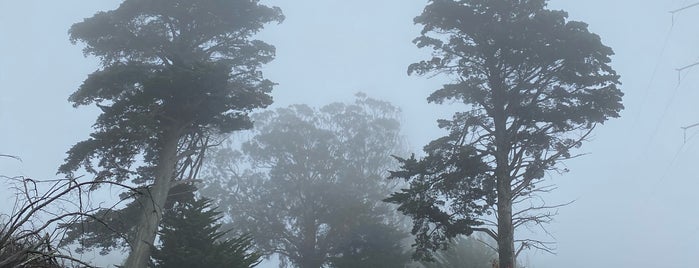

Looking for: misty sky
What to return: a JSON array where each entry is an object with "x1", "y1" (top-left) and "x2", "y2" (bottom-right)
[{"x1": 2, "y1": 0, "x2": 699, "y2": 267}]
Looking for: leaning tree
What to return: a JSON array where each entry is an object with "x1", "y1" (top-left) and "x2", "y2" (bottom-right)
[
  {"x1": 386, "y1": 0, "x2": 623, "y2": 267},
  {"x1": 58, "y1": 1, "x2": 283, "y2": 267}
]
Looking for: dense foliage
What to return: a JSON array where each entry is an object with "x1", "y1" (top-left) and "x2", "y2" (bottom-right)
[
  {"x1": 59, "y1": 0, "x2": 284, "y2": 184},
  {"x1": 387, "y1": 0, "x2": 623, "y2": 266},
  {"x1": 152, "y1": 198, "x2": 261, "y2": 268},
  {"x1": 57, "y1": 0, "x2": 283, "y2": 265},
  {"x1": 202, "y1": 94, "x2": 411, "y2": 268}
]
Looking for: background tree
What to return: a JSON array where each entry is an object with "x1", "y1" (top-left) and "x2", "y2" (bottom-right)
[
  {"x1": 57, "y1": 1, "x2": 283, "y2": 267},
  {"x1": 152, "y1": 197, "x2": 261, "y2": 268},
  {"x1": 418, "y1": 236, "x2": 496, "y2": 268},
  {"x1": 387, "y1": 0, "x2": 623, "y2": 267},
  {"x1": 202, "y1": 94, "x2": 411, "y2": 268},
  {"x1": 327, "y1": 219, "x2": 411, "y2": 268}
]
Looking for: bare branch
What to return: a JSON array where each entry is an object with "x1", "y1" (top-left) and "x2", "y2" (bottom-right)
[
  {"x1": 473, "y1": 227, "x2": 498, "y2": 241},
  {"x1": 670, "y1": 2, "x2": 699, "y2": 14},
  {"x1": 0, "y1": 154, "x2": 22, "y2": 162},
  {"x1": 0, "y1": 176, "x2": 138, "y2": 267}
]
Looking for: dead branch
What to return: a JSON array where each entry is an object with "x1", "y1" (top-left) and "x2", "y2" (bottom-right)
[{"x1": 0, "y1": 176, "x2": 138, "y2": 267}]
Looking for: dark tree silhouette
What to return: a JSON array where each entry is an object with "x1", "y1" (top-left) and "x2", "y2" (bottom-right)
[
  {"x1": 58, "y1": 1, "x2": 283, "y2": 266},
  {"x1": 152, "y1": 198, "x2": 261, "y2": 268},
  {"x1": 387, "y1": 0, "x2": 623, "y2": 267}
]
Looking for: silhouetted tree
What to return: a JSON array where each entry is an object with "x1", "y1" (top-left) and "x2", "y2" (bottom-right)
[
  {"x1": 387, "y1": 0, "x2": 623, "y2": 267},
  {"x1": 58, "y1": 1, "x2": 283, "y2": 267},
  {"x1": 202, "y1": 94, "x2": 410, "y2": 268},
  {"x1": 152, "y1": 198, "x2": 261, "y2": 268}
]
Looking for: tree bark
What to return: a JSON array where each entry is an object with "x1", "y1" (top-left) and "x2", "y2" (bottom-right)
[
  {"x1": 123, "y1": 129, "x2": 181, "y2": 268},
  {"x1": 496, "y1": 175, "x2": 515, "y2": 268},
  {"x1": 491, "y1": 71, "x2": 516, "y2": 268}
]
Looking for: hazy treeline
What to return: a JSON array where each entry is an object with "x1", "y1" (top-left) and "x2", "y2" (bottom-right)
[{"x1": 0, "y1": 0, "x2": 623, "y2": 267}]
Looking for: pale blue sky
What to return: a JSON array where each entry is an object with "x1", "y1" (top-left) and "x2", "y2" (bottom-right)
[{"x1": 2, "y1": 1, "x2": 699, "y2": 267}]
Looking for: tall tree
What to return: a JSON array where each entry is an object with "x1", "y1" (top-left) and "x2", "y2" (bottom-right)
[
  {"x1": 202, "y1": 94, "x2": 410, "y2": 268},
  {"x1": 387, "y1": 1, "x2": 623, "y2": 267},
  {"x1": 58, "y1": 1, "x2": 283, "y2": 267},
  {"x1": 152, "y1": 198, "x2": 261, "y2": 268}
]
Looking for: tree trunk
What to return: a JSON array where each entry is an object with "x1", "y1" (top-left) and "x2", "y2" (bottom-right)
[
  {"x1": 123, "y1": 129, "x2": 181, "y2": 268},
  {"x1": 496, "y1": 177, "x2": 515, "y2": 268},
  {"x1": 491, "y1": 73, "x2": 516, "y2": 268},
  {"x1": 494, "y1": 144, "x2": 516, "y2": 268},
  {"x1": 298, "y1": 217, "x2": 322, "y2": 268}
]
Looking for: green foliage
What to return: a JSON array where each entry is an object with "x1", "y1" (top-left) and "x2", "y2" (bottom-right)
[
  {"x1": 59, "y1": 0, "x2": 284, "y2": 185},
  {"x1": 388, "y1": 0, "x2": 624, "y2": 261},
  {"x1": 57, "y1": 0, "x2": 283, "y2": 254},
  {"x1": 151, "y1": 198, "x2": 261, "y2": 268},
  {"x1": 202, "y1": 94, "x2": 410, "y2": 268}
]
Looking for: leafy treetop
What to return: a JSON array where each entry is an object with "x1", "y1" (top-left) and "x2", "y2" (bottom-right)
[
  {"x1": 59, "y1": 0, "x2": 284, "y2": 185},
  {"x1": 388, "y1": 0, "x2": 623, "y2": 261}
]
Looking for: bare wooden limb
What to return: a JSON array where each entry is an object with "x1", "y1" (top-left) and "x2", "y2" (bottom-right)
[
  {"x1": 670, "y1": 2, "x2": 699, "y2": 14},
  {"x1": 0, "y1": 154, "x2": 22, "y2": 162},
  {"x1": 473, "y1": 227, "x2": 498, "y2": 241},
  {"x1": 676, "y1": 61, "x2": 699, "y2": 72},
  {"x1": 0, "y1": 175, "x2": 138, "y2": 267}
]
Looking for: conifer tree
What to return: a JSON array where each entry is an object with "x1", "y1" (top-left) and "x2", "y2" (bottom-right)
[
  {"x1": 388, "y1": 1, "x2": 624, "y2": 267},
  {"x1": 152, "y1": 198, "x2": 261, "y2": 268},
  {"x1": 58, "y1": 1, "x2": 283, "y2": 266}
]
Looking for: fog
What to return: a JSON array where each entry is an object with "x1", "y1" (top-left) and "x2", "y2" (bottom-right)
[{"x1": 1, "y1": 0, "x2": 699, "y2": 267}]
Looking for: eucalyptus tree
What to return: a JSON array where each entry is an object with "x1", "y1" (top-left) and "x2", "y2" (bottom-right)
[
  {"x1": 202, "y1": 94, "x2": 410, "y2": 268},
  {"x1": 58, "y1": 1, "x2": 283, "y2": 267},
  {"x1": 386, "y1": 1, "x2": 624, "y2": 267}
]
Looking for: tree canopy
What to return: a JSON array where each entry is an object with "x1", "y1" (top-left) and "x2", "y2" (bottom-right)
[
  {"x1": 202, "y1": 94, "x2": 410, "y2": 268},
  {"x1": 58, "y1": 1, "x2": 283, "y2": 266},
  {"x1": 59, "y1": 0, "x2": 283, "y2": 185},
  {"x1": 387, "y1": 0, "x2": 623, "y2": 267}
]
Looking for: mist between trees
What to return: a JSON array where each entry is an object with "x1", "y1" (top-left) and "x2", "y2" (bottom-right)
[{"x1": 1, "y1": 0, "x2": 624, "y2": 267}]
